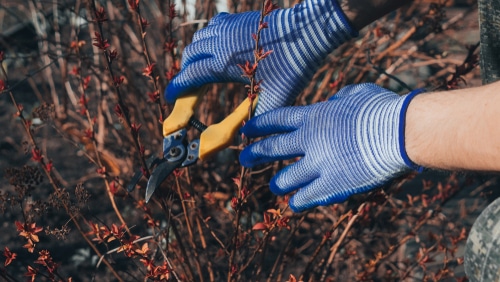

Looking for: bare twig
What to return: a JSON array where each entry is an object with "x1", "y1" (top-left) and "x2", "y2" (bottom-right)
[{"x1": 1, "y1": 57, "x2": 123, "y2": 282}]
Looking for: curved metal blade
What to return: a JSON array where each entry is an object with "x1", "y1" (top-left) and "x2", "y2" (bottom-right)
[
  {"x1": 145, "y1": 158, "x2": 183, "y2": 203},
  {"x1": 127, "y1": 156, "x2": 161, "y2": 192}
]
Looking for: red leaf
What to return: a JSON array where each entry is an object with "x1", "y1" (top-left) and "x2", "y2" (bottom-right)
[
  {"x1": 147, "y1": 91, "x2": 160, "y2": 103},
  {"x1": 113, "y1": 76, "x2": 124, "y2": 86},
  {"x1": 128, "y1": 0, "x2": 139, "y2": 11},
  {"x1": 109, "y1": 181, "x2": 118, "y2": 194},
  {"x1": 25, "y1": 265, "x2": 37, "y2": 281},
  {"x1": 32, "y1": 148, "x2": 43, "y2": 162},
  {"x1": 82, "y1": 76, "x2": 91, "y2": 90},
  {"x1": 79, "y1": 94, "x2": 88, "y2": 107},
  {"x1": 231, "y1": 197, "x2": 238, "y2": 209},
  {"x1": 142, "y1": 63, "x2": 156, "y2": 77},
  {"x1": 329, "y1": 72, "x2": 344, "y2": 89},
  {"x1": 114, "y1": 104, "x2": 123, "y2": 118},
  {"x1": 111, "y1": 224, "x2": 121, "y2": 238},
  {"x1": 264, "y1": 212, "x2": 271, "y2": 224},
  {"x1": 3, "y1": 247, "x2": 17, "y2": 267},
  {"x1": 232, "y1": 177, "x2": 241, "y2": 187},
  {"x1": 69, "y1": 66, "x2": 80, "y2": 76},
  {"x1": 165, "y1": 70, "x2": 176, "y2": 80},
  {"x1": 323, "y1": 231, "x2": 332, "y2": 240},
  {"x1": 266, "y1": 208, "x2": 280, "y2": 216},
  {"x1": 255, "y1": 48, "x2": 273, "y2": 61},
  {"x1": 240, "y1": 186, "x2": 249, "y2": 198},
  {"x1": 131, "y1": 122, "x2": 142, "y2": 134},
  {"x1": 108, "y1": 49, "x2": 118, "y2": 62},
  {"x1": 70, "y1": 40, "x2": 86, "y2": 49},
  {"x1": 237, "y1": 61, "x2": 258, "y2": 78},
  {"x1": 141, "y1": 167, "x2": 148, "y2": 177},
  {"x1": 248, "y1": 92, "x2": 257, "y2": 101},
  {"x1": 84, "y1": 128, "x2": 94, "y2": 139},
  {"x1": 141, "y1": 17, "x2": 150, "y2": 29},
  {"x1": 31, "y1": 223, "x2": 43, "y2": 234},
  {"x1": 140, "y1": 257, "x2": 155, "y2": 271},
  {"x1": 230, "y1": 264, "x2": 238, "y2": 275},
  {"x1": 15, "y1": 221, "x2": 24, "y2": 232},
  {"x1": 252, "y1": 222, "x2": 268, "y2": 231},
  {"x1": 173, "y1": 168, "x2": 184, "y2": 177},
  {"x1": 92, "y1": 32, "x2": 110, "y2": 50},
  {"x1": 263, "y1": 0, "x2": 279, "y2": 16},
  {"x1": 164, "y1": 41, "x2": 176, "y2": 53},
  {"x1": 277, "y1": 216, "x2": 290, "y2": 229},
  {"x1": 95, "y1": 7, "x2": 108, "y2": 23},
  {"x1": 169, "y1": 3, "x2": 177, "y2": 18},
  {"x1": 16, "y1": 104, "x2": 24, "y2": 115},
  {"x1": 45, "y1": 160, "x2": 53, "y2": 173}
]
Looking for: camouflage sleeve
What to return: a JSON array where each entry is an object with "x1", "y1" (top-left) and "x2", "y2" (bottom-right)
[
  {"x1": 466, "y1": 3, "x2": 500, "y2": 278},
  {"x1": 478, "y1": 0, "x2": 500, "y2": 84},
  {"x1": 465, "y1": 196, "x2": 500, "y2": 281}
]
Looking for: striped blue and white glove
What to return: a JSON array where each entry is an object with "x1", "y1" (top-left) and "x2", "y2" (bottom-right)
[
  {"x1": 165, "y1": 0, "x2": 357, "y2": 115},
  {"x1": 239, "y1": 83, "x2": 424, "y2": 212}
]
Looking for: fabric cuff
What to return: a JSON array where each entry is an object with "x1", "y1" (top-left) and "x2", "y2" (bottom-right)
[
  {"x1": 399, "y1": 88, "x2": 426, "y2": 173},
  {"x1": 329, "y1": 0, "x2": 359, "y2": 40}
]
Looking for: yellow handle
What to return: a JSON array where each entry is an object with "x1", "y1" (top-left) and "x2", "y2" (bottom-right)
[
  {"x1": 199, "y1": 97, "x2": 258, "y2": 160},
  {"x1": 163, "y1": 88, "x2": 205, "y2": 137}
]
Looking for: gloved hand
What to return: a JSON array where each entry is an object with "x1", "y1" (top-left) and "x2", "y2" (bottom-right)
[
  {"x1": 165, "y1": 0, "x2": 357, "y2": 115},
  {"x1": 239, "y1": 83, "x2": 424, "y2": 212}
]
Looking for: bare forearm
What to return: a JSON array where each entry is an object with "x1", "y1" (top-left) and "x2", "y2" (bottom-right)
[
  {"x1": 405, "y1": 81, "x2": 500, "y2": 171},
  {"x1": 339, "y1": 0, "x2": 413, "y2": 30}
]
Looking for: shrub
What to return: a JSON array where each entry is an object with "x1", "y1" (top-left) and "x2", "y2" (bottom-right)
[{"x1": 0, "y1": 0, "x2": 487, "y2": 281}]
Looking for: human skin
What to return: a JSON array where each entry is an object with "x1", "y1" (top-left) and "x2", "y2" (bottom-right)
[
  {"x1": 339, "y1": 0, "x2": 500, "y2": 172},
  {"x1": 405, "y1": 81, "x2": 500, "y2": 171}
]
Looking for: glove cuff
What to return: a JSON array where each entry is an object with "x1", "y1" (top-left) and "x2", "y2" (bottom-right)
[
  {"x1": 329, "y1": 0, "x2": 359, "y2": 40},
  {"x1": 399, "y1": 88, "x2": 426, "y2": 172},
  {"x1": 297, "y1": 0, "x2": 359, "y2": 50}
]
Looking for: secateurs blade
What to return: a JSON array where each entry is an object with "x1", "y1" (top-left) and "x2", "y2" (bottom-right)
[
  {"x1": 132, "y1": 87, "x2": 258, "y2": 203},
  {"x1": 144, "y1": 128, "x2": 200, "y2": 202}
]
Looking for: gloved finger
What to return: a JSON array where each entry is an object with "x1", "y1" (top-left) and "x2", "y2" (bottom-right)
[
  {"x1": 288, "y1": 178, "x2": 349, "y2": 212},
  {"x1": 241, "y1": 106, "x2": 307, "y2": 138},
  {"x1": 165, "y1": 59, "x2": 219, "y2": 103},
  {"x1": 191, "y1": 13, "x2": 229, "y2": 41},
  {"x1": 207, "y1": 12, "x2": 229, "y2": 26},
  {"x1": 253, "y1": 68, "x2": 309, "y2": 116},
  {"x1": 192, "y1": 25, "x2": 218, "y2": 42},
  {"x1": 329, "y1": 83, "x2": 393, "y2": 101},
  {"x1": 269, "y1": 158, "x2": 319, "y2": 196},
  {"x1": 239, "y1": 130, "x2": 303, "y2": 167},
  {"x1": 180, "y1": 39, "x2": 216, "y2": 68}
]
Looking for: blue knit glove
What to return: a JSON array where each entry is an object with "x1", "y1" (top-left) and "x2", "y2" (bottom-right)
[
  {"x1": 239, "y1": 83, "x2": 424, "y2": 212},
  {"x1": 165, "y1": 0, "x2": 357, "y2": 115}
]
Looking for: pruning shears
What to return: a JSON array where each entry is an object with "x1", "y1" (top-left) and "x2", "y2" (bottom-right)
[{"x1": 128, "y1": 88, "x2": 257, "y2": 203}]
